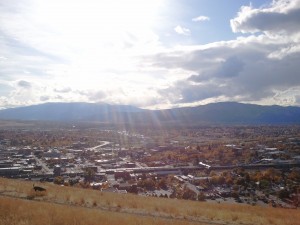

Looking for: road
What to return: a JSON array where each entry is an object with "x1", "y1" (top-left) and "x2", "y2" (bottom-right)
[
  {"x1": 32, "y1": 155, "x2": 52, "y2": 174},
  {"x1": 97, "y1": 161, "x2": 300, "y2": 175},
  {"x1": 87, "y1": 141, "x2": 110, "y2": 152},
  {"x1": 185, "y1": 181, "x2": 200, "y2": 195}
]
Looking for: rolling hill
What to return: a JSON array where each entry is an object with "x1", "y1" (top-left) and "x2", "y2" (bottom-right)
[
  {"x1": 0, "y1": 102, "x2": 144, "y2": 123},
  {"x1": 0, "y1": 178, "x2": 299, "y2": 225},
  {"x1": 0, "y1": 102, "x2": 300, "y2": 125}
]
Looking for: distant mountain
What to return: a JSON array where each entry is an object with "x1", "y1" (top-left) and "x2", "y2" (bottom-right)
[
  {"x1": 0, "y1": 102, "x2": 300, "y2": 125},
  {"x1": 0, "y1": 102, "x2": 145, "y2": 123},
  {"x1": 146, "y1": 102, "x2": 300, "y2": 125}
]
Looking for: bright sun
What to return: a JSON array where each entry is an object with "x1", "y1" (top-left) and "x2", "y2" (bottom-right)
[
  {"x1": 34, "y1": 0, "x2": 162, "y2": 44},
  {"x1": 29, "y1": 0, "x2": 163, "y2": 90}
]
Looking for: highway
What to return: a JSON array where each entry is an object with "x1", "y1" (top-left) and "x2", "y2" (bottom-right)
[
  {"x1": 99, "y1": 162, "x2": 300, "y2": 174},
  {"x1": 87, "y1": 141, "x2": 111, "y2": 152},
  {"x1": 8, "y1": 161, "x2": 300, "y2": 180}
]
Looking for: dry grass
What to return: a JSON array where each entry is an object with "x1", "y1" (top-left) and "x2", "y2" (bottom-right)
[
  {"x1": 0, "y1": 197, "x2": 201, "y2": 225},
  {"x1": 1, "y1": 178, "x2": 299, "y2": 225}
]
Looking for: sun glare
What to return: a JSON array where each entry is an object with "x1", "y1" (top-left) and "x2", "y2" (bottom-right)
[
  {"x1": 28, "y1": 0, "x2": 164, "y2": 91},
  {"x1": 34, "y1": 0, "x2": 162, "y2": 44}
]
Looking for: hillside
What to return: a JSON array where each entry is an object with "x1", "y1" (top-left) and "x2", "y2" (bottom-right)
[
  {"x1": 0, "y1": 102, "x2": 300, "y2": 125},
  {"x1": 0, "y1": 178, "x2": 299, "y2": 225},
  {"x1": 0, "y1": 102, "x2": 144, "y2": 123}
]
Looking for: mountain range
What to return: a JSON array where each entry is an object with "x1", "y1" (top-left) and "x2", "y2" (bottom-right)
[{"x1": 0, "y1": 102, "x2": 300, "y2": 125}]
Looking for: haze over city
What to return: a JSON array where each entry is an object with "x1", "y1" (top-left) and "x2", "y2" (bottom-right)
[{"x1": 1, "y1": 0, "x2": 300, "y2": 109}]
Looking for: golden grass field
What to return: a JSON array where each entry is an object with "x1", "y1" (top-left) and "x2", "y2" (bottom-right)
[{"x1": 0, "y1": 178, "x2": 299, "y2": 225}]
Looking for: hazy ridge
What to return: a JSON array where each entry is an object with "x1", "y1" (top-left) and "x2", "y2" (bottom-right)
[{"x1": 0, "y1": 102, "x2": 300, "y2": 125}]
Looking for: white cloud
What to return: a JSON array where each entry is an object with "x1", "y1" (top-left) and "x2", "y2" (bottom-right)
[
  {"x1": 0, "y1": 0, "x2": 167, "y2": 108},
  {"x1": 54, "y1": 87, "x2": 72, "y2": 93},
  {"x1": 267, "y1": 43, "x2": 300, "y2": 59},
  {"x1": 146, "y1": 29, "x2": 300, "y2": 106},
  {"x1": 17, "y1": 80, "x2": 32, "y2": 89},
  {"x1": 174, "y1": 25, "x2": 191, "y2": 36},
  {"x1": 40, "y1": 96, "x2": 50, "y2": 102},
  {"x1": 192, "y1": 15, "x2": 210, "y2": 22},
  {"x1": 230, "y1": 0, "x2": 300, "y2": 35},
  {"x1": 229, "y1": 0, "x2": 300, "y2": 64}
]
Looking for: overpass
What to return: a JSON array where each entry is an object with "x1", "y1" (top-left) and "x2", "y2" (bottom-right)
[
  {"x1": 101, "y1": 162, "x2": 300, "y2": 174},
  {"x1": 5, "y1": 162, "x2": 300, "y2": 179}
]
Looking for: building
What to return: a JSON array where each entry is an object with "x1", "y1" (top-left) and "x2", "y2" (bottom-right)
[
  {"x1": 0, "y1": 167, "x2": 20, "y2": 176},
  {"x1": 53, "y1": 165, "x2": 61, "y2": 176}
]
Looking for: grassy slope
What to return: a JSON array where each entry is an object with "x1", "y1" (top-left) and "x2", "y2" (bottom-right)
[{"x1": 0, "y1": 178, "x2": 299, "y2": 225}]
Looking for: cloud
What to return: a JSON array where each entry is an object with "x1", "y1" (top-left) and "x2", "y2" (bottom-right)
[
  {"x1": 159, "y1": 80, "x2": 222, "y2": 104},
  {"x1": 1, "y1": 0, "x2": 300, "y2": 109},
  {"x1": 40, "y1": 95, "x2": 50, "y2": 101},
  {"x1": 192, "y1": 16, "x2": 210, "y2": 22},
  {"x1": 54, "y1": 87, "x2": 72, "y2": 93},
  {"x1": 174, "y1": 25, "x2": 191, "y2": 36},
  {"x1": 296, "y1": 94, "x2": 300, "y2": 105},
  {"x1": 216, "y1": 57, "x2": 244, "y2": 78},
  {"x1": 17, "y1": 80, "x2": 32, "y2": 89},
  {"x1": 0, "y1": 0, "x2": 166, "y2": 109},
  {"x1": 267, "y1": 41, "x2": 300, "y2": 59},
  {"x1": 0, "y1": 83, "x2": 13, "y2": 96},
  {"x1": 87, "y1": 90, "x2": 107, "y2": 102},
  {"x1": 148, "y1": 30, "x2": 300, "y2": 105},
  {"x1": 188, "y1": 56, "x2": 244, "y2": 82},
  {"x1": 230, "y1": 0, "x2": 300, "y2": 35}
]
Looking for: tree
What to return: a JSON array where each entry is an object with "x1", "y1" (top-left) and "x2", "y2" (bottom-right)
[
  {"x1": 278, "y1": 189, "x2": 290, "y2": 199},
  {"x1": 231, "y1": 190, "x2": 239, "y2": 199},
  {"x1": 84, "y1": 168, "x2": 95, "y2": 183},
  {"x1": 182, "y1": 188, "x2": 197, "y2": 200},
  {"x1": 158, "y1": 178, "x2": 167, "y2": 189},
  {"x1": 54, "y1": 176, "x2": 64, "y2": 185},
  {"x1": 198, "y1": 192, "x2": 205, "y2": 201},
  {"x1": 259, "y1": 179, "x2": 270, "y2": 189},
  {"x1": 288, "y1": 170, "x2": 300, "y2": 182},
  {"x1": 245, "y1": 173, "x2": 251, "y2": 183},
  {"x1": 138, "y1": 178, "x2": 156, "y2": 190},
  {"x1": 235, "y1": 177, "x2": 245, "y2": 186},
  {"x1": 225, "y1": 176, "x2": 233, "y2": 185},
  {"x1": 211, "y1": 175, "x2": 225, "y2": 185},
  {"x1": 193, "y1": 156, "x2": 200, "y2": 166}
]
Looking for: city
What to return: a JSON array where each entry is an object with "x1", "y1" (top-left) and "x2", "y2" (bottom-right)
[
  {"x1": 1, "y1": 0, "x2": 300, "y2": 224},
  {"x1": 1, "y1": 124, "x2": 299, "y2": 209}
]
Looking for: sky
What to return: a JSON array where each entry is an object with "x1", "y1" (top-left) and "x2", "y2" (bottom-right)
[{"x1": 1, "y1": 0, "x2": 300, "y2": 109}]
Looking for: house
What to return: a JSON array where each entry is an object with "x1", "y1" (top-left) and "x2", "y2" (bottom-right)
[
  {"x1": 114, "y1": 170, "x2": 130, "y2": 180},
  {"x1": 43, "y1": 151, "x2": 61, "y2": 158},
  {"x1": 118, "y1": 182, "x2": 137, "y2": 193}
]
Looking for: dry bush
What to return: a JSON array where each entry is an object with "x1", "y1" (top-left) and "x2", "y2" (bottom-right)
[
  {"x1": 65, "y1": 194, "x2": 70, "y2": 202},
  {"x1": 79, "y1": 197, "x2": 85, "y2": 206},
  {"x1": 231, "y1": 215, "x2": 238, "y2": 221},
  {"x1": 27, "y1": 189, "x2": 47, "y2": 200},
  {"x1": 92, "y1": 200, "x2": 97, "y2": 207}
]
